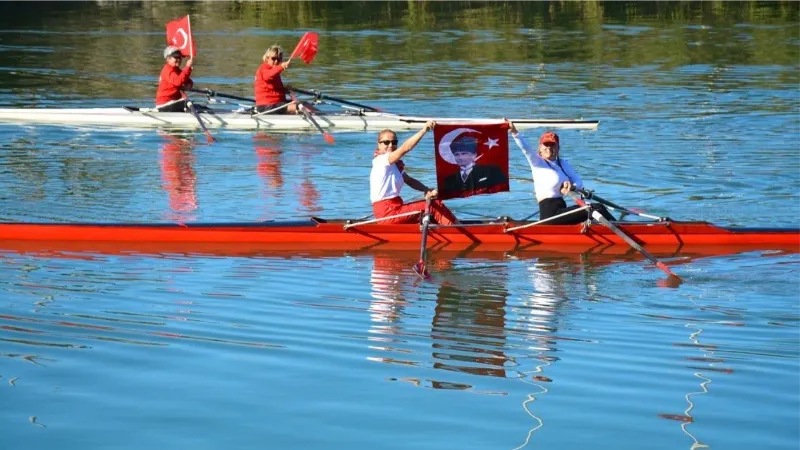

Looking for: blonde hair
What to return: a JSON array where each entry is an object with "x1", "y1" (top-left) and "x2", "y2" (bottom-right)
[
  {"x1": 262, "y1": 45, "x2": 283, "y2": 62},
  {"x1": 377, "y1": 129, "x2": 396, "y2": 141}
]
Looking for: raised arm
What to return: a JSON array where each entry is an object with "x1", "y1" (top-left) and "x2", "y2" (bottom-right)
[
  {"x1": 506, "y1": 119, "x2": 546, "y2": 169},
  {"x1": 167, "y1": 64, "x2": 193, "y2": 88},
  {"x1": 387, "y1": 120, "x2": 435, "y2": 165}
]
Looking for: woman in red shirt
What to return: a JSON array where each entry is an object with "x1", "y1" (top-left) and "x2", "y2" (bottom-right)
[
  {"x1": 155, "y1": 46, "x2": 194, "y2": 112},
  {"x1": 254, "y1": 45, "x2": 298, "y2": 114}
]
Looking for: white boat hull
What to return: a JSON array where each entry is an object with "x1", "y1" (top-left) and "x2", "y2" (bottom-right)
[{"x1": 0, "y1": 107, "x2": 599, "y2": 131}]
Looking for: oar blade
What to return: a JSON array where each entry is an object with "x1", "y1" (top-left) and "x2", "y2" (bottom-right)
[
  {"x1": 656, "y1": 261, "x2": 681, "y2": 280},
  {"x1": 412, "y1": 261, "x2": 431, "y2": 280},
  {"x1": 290, "y1": 32, "x2": 319, "y2": 64},
  {"x1": 323, "y1": 132, "x2": 335, "y2": 144}
]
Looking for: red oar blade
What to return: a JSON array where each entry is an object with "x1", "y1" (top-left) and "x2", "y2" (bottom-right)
[
  {"x1": 322, "y1": 132, "x2": 335, "y2": 144},
  {"x1": 412, "y1": 261, "x2": 430, "y2": 280},
  {"x1": 656, "y1": 261, "x2": 681, "y2": 280},
  {"x1": 290, "y1": 32, "x2": 319, "y2": 64}
]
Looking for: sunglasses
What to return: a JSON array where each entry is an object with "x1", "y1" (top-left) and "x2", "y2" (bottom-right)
[
  {"x1": 379, "y1": 140, "x2": 398, "y2": 146},
  {"x1": 269, "y1": 56, "x2": 283, "y2": 61}
]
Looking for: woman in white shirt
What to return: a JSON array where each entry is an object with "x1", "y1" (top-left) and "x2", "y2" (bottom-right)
[
  {"x1": 370, "y1": 121, "x2": 458, "y2": 225},
  {"x1": 507, "y1": 120, "x2": 615, "y2": 225}
]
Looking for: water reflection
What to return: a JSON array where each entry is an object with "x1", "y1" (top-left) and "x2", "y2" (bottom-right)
[
  {"x1": 298, "y1": 160, "x2": 322, "y2": 215},
  {"x1": 431, "y1": 264, "x2": 510, "y2": 381},
  {"x1": 253, "y1": 132, "x2": 284, "y2": 193},
  {"x1": 365, "y1": 252, "x2": 573, "y2": 393},
  {"x1": 159, "y1": 131, "x2": 197, "y2": 222},
  {"x1": 368, "y1": 255, "x2": 410, "y2": 342}
]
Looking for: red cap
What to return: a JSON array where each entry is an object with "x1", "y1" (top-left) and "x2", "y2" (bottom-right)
[{"x1": 539, "y1": 132, "x2": 560, "y2": 145}]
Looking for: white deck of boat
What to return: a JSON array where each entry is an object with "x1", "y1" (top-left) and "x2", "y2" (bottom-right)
[{"x1": 0, "y1": 107, "x2": 600, "y2": 131}]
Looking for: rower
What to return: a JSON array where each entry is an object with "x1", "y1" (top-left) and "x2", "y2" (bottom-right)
[
  {"x1": 253, "y1": 45, "x2": 317, "y2": 115},
  {"x1": 155, "y1": 46, "x2": 194, "y2": 112},
  {"x1": 506, "y1": 119, "x2": 615, "y2": 225},
  {"x1": 370, "y1": 121, "x2": 458, "y2": 225}
]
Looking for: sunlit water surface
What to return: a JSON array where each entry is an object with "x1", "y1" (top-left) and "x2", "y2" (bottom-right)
[{"x1": 0, "y1": 3, "x2": 798, "y2": 449}]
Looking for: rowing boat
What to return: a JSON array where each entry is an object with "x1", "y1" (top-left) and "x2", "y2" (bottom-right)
[
  {"x1": 0, "y1": 107, "x2": 598, "y2": 132},
  {"x1": 1, "y1": 218, "x2": 797, "y2": 251}
]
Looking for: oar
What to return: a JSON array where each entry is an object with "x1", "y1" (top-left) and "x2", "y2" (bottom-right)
[
  {"x1": 566, "y1": 191, "x2": 681, "y2": 280},
  {"x1": 291, "y1": 91, "x2": 334, "y2": 144},
  {"x1": 182, "y1": 94, "x2": 215, "y2": 143},
  {"x1": 298, "y1": 104, "x2": 334, "y2": 144},
  {"x1": 188, "y1": 88, "x2": 254, "y2": 104},
  {"x1": 412, "y1": 198, "x2": 433, "y2": 280},
  {"x1": 289, "y1": 87, "x2": 381, "y2": 112}
]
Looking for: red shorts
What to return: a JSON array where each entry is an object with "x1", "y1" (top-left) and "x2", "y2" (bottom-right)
[{"x1": 371, "y1": 196, "x2": 457, "y2": 225}]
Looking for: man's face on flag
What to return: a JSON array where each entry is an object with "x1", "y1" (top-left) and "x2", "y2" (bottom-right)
[{"x1": 453, "y1": 149, "x2": 476, "y2": 167}]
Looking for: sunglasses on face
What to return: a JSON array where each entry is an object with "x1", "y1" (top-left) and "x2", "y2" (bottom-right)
[
  {"x1": 269, "y1": 56, "x2": 283, "y2": 62},
  {"x1": 379, "y1": 139, "x2": 398, "y2": 146}
]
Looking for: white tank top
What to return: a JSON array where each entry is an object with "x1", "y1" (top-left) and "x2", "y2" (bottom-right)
[{"x1": 370, "y1": 153, "x2": 404, "y2": 203}]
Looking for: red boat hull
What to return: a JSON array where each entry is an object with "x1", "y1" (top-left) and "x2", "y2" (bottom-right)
[{"x1": 0, "y1": 220, "x2": 797, "y2": 251}]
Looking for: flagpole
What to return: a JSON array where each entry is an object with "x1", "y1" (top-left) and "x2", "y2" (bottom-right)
[{"x1": 187, "y1": 15, "x2": 193, "y2": 57}]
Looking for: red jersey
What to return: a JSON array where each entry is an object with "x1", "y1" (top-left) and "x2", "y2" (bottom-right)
[
  {"x1": 155, "y1": 64, "x2": 193, "y2": 105},
  {"x1": 254, "y1": 62, "x2": 287, "y2": 106}
]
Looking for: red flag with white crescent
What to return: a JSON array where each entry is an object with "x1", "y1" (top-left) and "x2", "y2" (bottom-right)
[
  {"x1": 434, "y1": 122, "x2": 510, "y2": 200},
  {"x1": 166, "y1": 15, "x2": 196, "y2": 57}
]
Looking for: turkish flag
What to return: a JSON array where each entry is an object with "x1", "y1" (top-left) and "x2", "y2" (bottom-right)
[
  {"x1": 166, "y1": 15, "x2": 196, "y2": 57},
  {"x1": 290, "y1": 32, "x2": 319, "y2": 64},
  {"x1": 434, "y1": 122, "x2": 510, "y2": 200}
]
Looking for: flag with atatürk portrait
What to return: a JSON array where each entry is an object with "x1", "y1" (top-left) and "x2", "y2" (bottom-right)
[{"x1": 434, "y1": 122, "x2": 510, "y2": 200}]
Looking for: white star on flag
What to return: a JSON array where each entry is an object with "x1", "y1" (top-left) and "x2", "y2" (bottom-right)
[{"x1": 484, "y1": 137, "x2": 499, "y2": 150}]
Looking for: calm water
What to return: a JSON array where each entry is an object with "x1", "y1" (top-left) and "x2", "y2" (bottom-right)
[{"x1": 0, "y1": 2, "x2": 799, "y2": 449}]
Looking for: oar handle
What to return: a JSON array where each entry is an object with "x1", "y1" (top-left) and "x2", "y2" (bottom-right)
[{"x1": 187, "y1": 88, "x2": 255, "y2": 104}]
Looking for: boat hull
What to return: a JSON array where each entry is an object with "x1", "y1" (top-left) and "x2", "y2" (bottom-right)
[
  {"x1": 0, "y1": 108, "x2": 599, "y2": 131},
  {"x1": 1, "y1": 220, "x2": 797, "y2": 252}
]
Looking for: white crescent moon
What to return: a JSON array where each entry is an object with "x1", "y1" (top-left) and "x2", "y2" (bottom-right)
[
  {"x1": 175, "y1": 29, "x2": 189, "y2": 49},
  {"x1": 438, "y1": 127, "x2": 479, "y2": 165}
]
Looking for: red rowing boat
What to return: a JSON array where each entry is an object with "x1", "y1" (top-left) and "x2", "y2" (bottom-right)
[{"x1": 0, "y1": 218, "x2": 797, "y2": 251}]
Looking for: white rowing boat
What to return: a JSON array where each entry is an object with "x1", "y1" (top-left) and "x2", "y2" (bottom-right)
[{"x1": 0, "y1": 107, "x2": 599, "y2": 132}]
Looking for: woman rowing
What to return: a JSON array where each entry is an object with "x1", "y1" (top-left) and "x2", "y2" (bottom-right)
[
  {"x1": 506, "y1": 119, "x2": 615, "y2": 225},
  {"x1": 155, "y1": 46, "x2": 194, "y2": 112},
  {"x1": 371, "y1": 121, "x2": 458, "y2": 225}
]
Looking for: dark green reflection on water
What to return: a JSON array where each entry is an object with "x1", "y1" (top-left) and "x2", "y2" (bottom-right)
[
  {"x1": 1, "y1": 1, "x2": 797, "y2": 30},
  {"x1": 0, "y1": 1, "x2": 796, "y2": 101}
]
